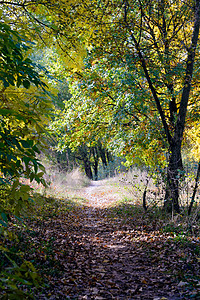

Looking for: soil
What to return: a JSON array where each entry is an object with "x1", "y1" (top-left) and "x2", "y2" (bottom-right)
[
  {"x1": 4, "y1": 180, "x2": 199, "y2": 300},
  {"x1": 29, "y1": 180, "x2": 197, "y2": 299}
]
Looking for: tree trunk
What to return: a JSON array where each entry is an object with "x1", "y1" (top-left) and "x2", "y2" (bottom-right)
[
  {"x1": 143, "y1": 179, "x2": 149, "y2": 212},
  {"x1": 106, "y1": 150, "x2": 113, "y2": 164},
  {"x1": 188, "y1": 161, "x2": 200, "y2": 216},
  {"x1": 83, "y1": 159, "x2": 93, "y2": 179},
  {"x1": 92, "y1": 147, "x2": 99, "y2": 181},
  {"x1": 98, "y1": 142, "x2": 108, "y2": 169},
  {"x1": 93, "y1": 159, "x2": 98, "y2": 181},
  {"x1": 164, "y1": 142, "x2": 182, "y2": 213}
]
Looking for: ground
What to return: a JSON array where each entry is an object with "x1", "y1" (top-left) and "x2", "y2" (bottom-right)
[{"x1": 1, "y1": 179, "x2": 200, "y2": 299}]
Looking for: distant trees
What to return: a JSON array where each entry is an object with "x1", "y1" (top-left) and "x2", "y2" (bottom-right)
[
  {"x1": 76, "y1": 143, "x2": 113, "y2": 180},
  {"x1": 53, "y1": 142, "x2": 113, "y2": 181}
]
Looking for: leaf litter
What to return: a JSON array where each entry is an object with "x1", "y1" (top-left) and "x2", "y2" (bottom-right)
[{"x1": 1, "y1": 181, "x2": 200, "y2": 299}]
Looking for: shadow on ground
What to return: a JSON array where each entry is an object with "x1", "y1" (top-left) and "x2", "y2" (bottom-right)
[{"x1": 6, "y1": 192, "x2": 199, "y2": 300}]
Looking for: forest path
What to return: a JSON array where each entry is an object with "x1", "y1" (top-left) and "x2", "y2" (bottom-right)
[
  {"x1": 18, "y1": 180, "x2": 197, "y2": 300},
  {"x1": 31, "y1": 195, "x2": 187, "y2": 300},
  {"x1": 35, "y1": 180, "x2": 188, "y2": 299},
  {"x1": 79, "y1": 179, "x2": 124, "y2": 208}
]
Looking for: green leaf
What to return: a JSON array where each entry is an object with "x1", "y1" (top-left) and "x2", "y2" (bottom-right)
[
  {"x1": 33, "y1": 160, "x2": 38, "y2": 173},
  {"x1": 20, "y1": 185, "x2": 31, "y2": 193},
  {"x1": 0, "y1": 219, "x2": 8, "y2": 227},
  {"x1": 12, "y1": 179, "x2": 20, "y2": 190},
  {"x1": 23, "y1": 157, "x2": 30, "y2": 167},
  {"x1": 0, "y1": 212, "x2": 8, "y2": 223},
  {"x1": 29, "y1": 172, "x2": 35, "y2": 182},
  {"x1": 23, "y1": 79, "x2": 30, "y2": 89},
  {"x1": 20, "y1": 140, "x2": 30, "y2": 148},
  {"x1": 16, "y1": 77, "x2": 21, "y2": 87},
  {"x1": 0, "y1": 109, "x2": 15, "y2": 116},
  {"x1": 36, "y1": 172, "x2": 44, "y2": 178},
  {"x1": 3, "y1": 79, "x2": 9, "y2": 88}
]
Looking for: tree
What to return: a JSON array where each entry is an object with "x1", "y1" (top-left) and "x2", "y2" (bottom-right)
[
  {"x1": 70, "y1": 0, "x2": 200, "y2": 212},
  {"x1": 2, "y1": 0, "x2": 200, "y2": 212},
  {"x1": 0, "y1": 20, "x2": 52, "y2": 219}
]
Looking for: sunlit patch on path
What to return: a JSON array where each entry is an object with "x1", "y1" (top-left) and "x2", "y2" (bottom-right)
[{"x1": 80, "y1": 180, "x2": 122, "y2": 208}]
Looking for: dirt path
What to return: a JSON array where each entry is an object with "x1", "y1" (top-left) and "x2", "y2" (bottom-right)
[
  {"x1": 14, "y1": 180, "x2": 198, "y2": 299},
  {"x1": 21, "y1": 181, "x2": 194, "y2": 300},
  {"x1": 33, "y1": 203, "x2": 187, "y2": 300},
  {"x1": 80, "y1": 180, "x2": 123, "y2": 208}
]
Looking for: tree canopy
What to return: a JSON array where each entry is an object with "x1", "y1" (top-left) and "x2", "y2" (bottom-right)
[{"x1": 0, "y1": 0, "x2": 200, "y2": 213}]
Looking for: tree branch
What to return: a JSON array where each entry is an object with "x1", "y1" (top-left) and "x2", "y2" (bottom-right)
[
  {"x1": 175, "y1": 0, "x2": 200, "y2": 141},
  {"x1": 125, "y1": 22, "x2": 172, "y2": 145}
]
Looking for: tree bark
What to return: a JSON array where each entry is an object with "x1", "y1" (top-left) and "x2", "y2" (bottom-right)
[
  {"x1": 164, "y1": 143, "x2": 182, "y2": 213},
  {"x1": 188, "y1": 161, "x2": 200, "y2": 216},
  {"x1": 98, "y1": 145, "x2": 108, "y2": 169},
  {"x1": 143, "y1": 179, "x2": 149, "y2": 212},
  {"x1": 83, "y1": 159, "x2": 93, "y2": 179},
  {"x1": 78, "y1": 144, "x2": 93, "y2": 179},
  {"x1": 92, "y1": 147, "x2": 99, "y2": 181}
]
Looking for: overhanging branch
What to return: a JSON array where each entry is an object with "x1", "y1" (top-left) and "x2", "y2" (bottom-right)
[{"x1": 124, "y1": 21, "x2": 172, "y2": 144}]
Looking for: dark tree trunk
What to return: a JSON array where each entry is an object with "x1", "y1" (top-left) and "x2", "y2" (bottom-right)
[
  {"x1": 98, "y1": 142, "x2": 108, "y2": 169},
  {"x1": 106, "y1": 150, "x2": 112, "y2": 164},
  {"x1": 83, "y1": 159, "x2": 93, "y2": 179},
  {"x1": 164, "y1": 142, "x2": 182, "y2": 213},
  {"x1": 164, "y1": 0, "x2": 200, "y2": 212},
  {"x1": 77, "y1": 144, "x2": 93, "y2": 179},
  {"x1": 92, "y1": 147, "x2": 99, "y2": 181},
  {"x1": 188, "y1": 161, "x2": 200, "y2": 216},
  {"x1": 93, "y1": 159, "x2": 98, "y2": 180},
  {"x1": 143, "y1": 179, "x2": 149, "y2": 212}
]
